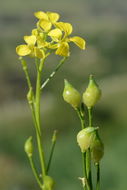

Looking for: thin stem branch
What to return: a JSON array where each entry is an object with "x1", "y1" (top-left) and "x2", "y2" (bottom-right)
[
  {"x1": 82, "y1": 153, "x2": 89, "y2": 190},
  {"x1": 86, "y1": 149, "x2": 93, "y2": 190},
  {"x1": 86, "y1": 107, "x2": 93, "y2": 190},
  {"x1": 88, "y1": 107, "x2": 92, "y2": 127},
  {"x1": 40, "y1": 57, "x2": 67, "y2": 90},
  {"x1": 76, "y1": 107, "x2": 86, "y2": 129},
  {"x1": 20, "y1": 58, "x2": 32, "y2": 89},
  {"x1": 46, "y1": 130, "x2": 57, "y2": 173},
  {"x1": 29, "y1": 157, "x2": 42, "y2": 189},
  {"x1": 29, "y1": 103, "x2": 41, "y2": 137},
  {"x1": 96, "y1": 163, "x2": 100, "y2": 190}
]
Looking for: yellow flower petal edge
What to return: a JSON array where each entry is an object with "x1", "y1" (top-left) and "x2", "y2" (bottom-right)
[
  {"x1": 24, "y1": 35, "x2": 36, "y2": 45},
  {"x1": 39, "y1": 20, "x2": 52, "y2": 31},
  {"x1": 16, "y1": 45, "x2": 31, "y2": 56},
  {"x1": 48, "y1": 28, "x2": 62, "y2": 41},
  {"x1": 34, "y1": 47, "x2": 45, "y2": 59},
  {"x1": 47, "y1": 43, "x2": 59, "y2": 49},
  {"x1": 55, "y1": 42, "x2": 70, "y2": 57},
  {"x1": 69, "y1": 36, "x2": 86, "y2": 49},
  {"x1": 32, "y1": 29, "x2": 39, "y2": 36},
  {"x1": 37, "y1": 36, "x2": 49, "y2": 48},
  {"x1": 55, "y1": 22, "x2": 73, "y2": 36},
  {"x1": 34, "y1": 11, "x2": 48, "y2": 20},
  {"x1": 47, "y1": 12, "x2": 60, "y2": 23}
]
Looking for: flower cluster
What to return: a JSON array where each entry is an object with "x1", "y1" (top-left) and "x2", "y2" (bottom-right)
[{"x1": 16, "y1": 11, "x2": 86, "y2": 58}]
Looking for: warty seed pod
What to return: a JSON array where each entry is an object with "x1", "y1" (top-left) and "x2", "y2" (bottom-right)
[
  {"x1": 77, "y1": 127, "x2": 98, "y2": 153},
  {"x1": 83, "y1": 75, "x2": 101, "y2": 108},
  {"x1": 43, "y1": 175, "x2": 55, "y2": 190},
  {"x1": 63, "y1": 79, "x2": 81, "y2": 109}
]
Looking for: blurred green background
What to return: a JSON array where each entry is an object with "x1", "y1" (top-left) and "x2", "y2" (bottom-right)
[{"x1": 0, "y1": 0, "x2": 127, "y2": 190}]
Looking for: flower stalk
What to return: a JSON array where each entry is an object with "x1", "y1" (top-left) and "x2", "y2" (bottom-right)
[{"x1": 16, "y1": 10, "x2": 85, "y2": 190}]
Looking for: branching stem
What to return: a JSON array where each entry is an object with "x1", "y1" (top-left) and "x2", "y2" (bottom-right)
[
  {"x1": 46, "y1": 130, "x2": 57, "y2": 173},
  {"x1": 40, "y1": 57, "x2": 67, "y2": 90},
  {"x1": 29, "y1": 157, "x2": 42, "y2": 188}
]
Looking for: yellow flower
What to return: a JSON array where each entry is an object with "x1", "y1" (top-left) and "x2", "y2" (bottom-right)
[
  {"x1": 16, "y1": 35, "x2": 45, "y2": 58},
  {"x1": 34, "y1": 11, "x2": 60, "y2": 32},
  {"x1": 55, "y1": 22, "x2": 73, "y2": 36},
  {"x1": 56, "y1": 42, "x2": 70, "y2": 57},
  {"x1": 48, "y1": 22, "x2": 86, "y2": 57},
  {"x1": 16, "y1": 11, "x2": 86, "y2": 59},
  {"x1": 31, "y1": 29, "x2": 49, "y2": 48}
]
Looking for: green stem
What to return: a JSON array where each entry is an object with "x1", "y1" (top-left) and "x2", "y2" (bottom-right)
[
  {"x1": 29, "y1": 103, "x2": 41, "y2": 138},
  {"x1": 86, "y1": 107, "x2": 93, "y2": 190},
  {"x1": 29, "y1": 157, "x2": 42, "y2": 189},
  {"x1": 35, "y1": 58, "x2": 46, "y2": 178},
  {"x1": 96, "y1": 163, "x2": 100, "y2": 190},
  {"x1": 76, "y1": 108, "x2": 86, "y2": 129},
  {"x1": 82, "y1": 153, "x2": 89, "y2": 190},
  {"x1": 88, "y1": 107, "x2": 92, "y2": 127},
  {"x1": 46, "y1": 130, "x2": 57, "y2": 173},
  {"x1": 86, "y1": 149, "x2": 93, "y2": 190},
  {"x1": 20, "y1": 58, "x2": 32, "y2": 89},
  {"x1": 76, "y1": 108, "x2": 91, "y2": 190},
  {"x1": 40, "y1": 57, "x2": 67, "y2": 90}
]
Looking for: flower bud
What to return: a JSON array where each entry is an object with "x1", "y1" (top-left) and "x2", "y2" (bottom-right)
[
  {"x1": 27, "y1": 88, "x2": 33, "y2": 104},
  {"x1": 83, "y1": 75, "x2": 101, "y2": 108},
  {"x1": 91, "y1": 137, "x2": 104, "y2": 164},
  {"x1": 63, "y1": 79, "x2": 81, "y2": 109},
  {"x1": 19, "y1": 57, "x2": 27, "y2": 70},
  {"x1": 43, "y1": 176, "x2": 55, "y2": 190},
  {"x1": 24, "y1": 136, "x2": 33, "y2": 157},
  {"x1": 77, "y1": 127, "x2": 98, "y2": 153}
]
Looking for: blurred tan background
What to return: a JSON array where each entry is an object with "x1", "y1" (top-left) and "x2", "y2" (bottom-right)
[{"x1": 0, "y1": 0, "x2": 127, "y2": 190}]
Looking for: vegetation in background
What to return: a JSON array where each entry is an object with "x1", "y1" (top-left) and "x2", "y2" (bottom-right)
[{"x1": 0, "y1": 0, "x2": 127, "y2": 190}]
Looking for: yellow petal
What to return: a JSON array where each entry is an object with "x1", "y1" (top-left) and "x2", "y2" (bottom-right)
[
  {"x1": 55, "y1": 42, "x2": 70, "y2": 57},
  {"x1": 24, "y1": 35, "x2": 36, "y2": 45},
  {"x1": 37, "y1": 37, "x2": 49, "y2": 48},
  {"x1": 48, "y1": 28, "x2": 62, "y2": 41},
  {"x1": 39, "y1": 20, "x2": 52, "y2": 31},
  {"x1": 55, "y1": 22, "x2": 73, "y2": 35},
  {"x1": 47, "y1": 12, "x2": 60, "y2": 23},
  {"x1": 69, "y1": 36, "x2": 86, "y2": 49},
  {"x1": 32, "y1": 29, "x2": 39, "y2": 36},
  {"x1": 34, "y1": 47, "x2": 45, "y2": 59},
  {"x1": 47, "y1": 43, "x2": 59, "y2": 49},
  {"x1": 16, "y1": 45, "x2": 31, "y2": 56},
  {"x1": 34, "y1": 11, "x2": 48, "y2": 20}
]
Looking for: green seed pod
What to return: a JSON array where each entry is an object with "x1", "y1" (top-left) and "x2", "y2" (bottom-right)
[
  {"x1": 91, "y1": 137, "x2": 104, "y2": 164},
  {"x1": 43, "y1": 176, "x2": 55, "y2": 190},
  {"x1": 77, "y1": 127, "x2": 97, "y2": 153},
  {"x1": 63, "y1": 79, "x2": 81, "y2": 109},
  {"x1": 83, "y1": 75, "x2": 101, "y2": 108},
  {"x1": 24, "y1": 136, "x2": 33, "y2": 157},
  {"x1": 27, "y1": 88, "x2": 33, "y2": 104}
]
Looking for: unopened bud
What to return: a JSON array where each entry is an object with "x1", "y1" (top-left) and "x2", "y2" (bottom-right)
[
  {"x1": 63, "y1": 79, "x2": 81, "y2": 109},
  {"x1": 24, "y1": 136, "x2": 33, "y2": 157},
  {"x1": 77, "y1": 127, "x2": 98, "y2": 153},
  {"x1": 27, "y1": 88, "x2": 33, "y2": 104},
  {"x1": 19, "y1": 57, "x2": 27, "y2": 70},
  {"x1": 83, "y1": 75, "x2": 101, "y2": 108}
]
